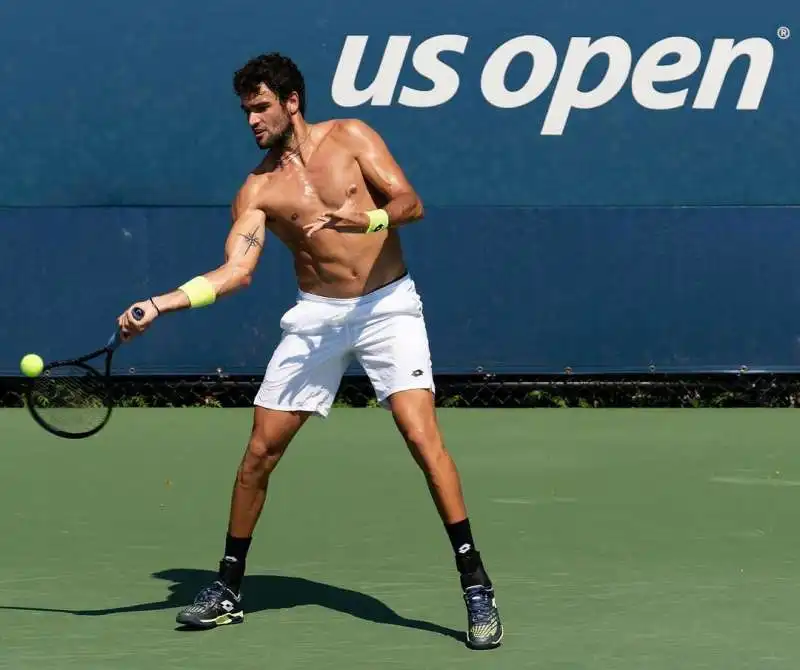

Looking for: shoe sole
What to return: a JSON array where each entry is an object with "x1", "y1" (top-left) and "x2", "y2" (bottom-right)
[
  {"x1": 466, "y1": 628, "x2": 504, "y2": 650},
  {"x1": 176, "y1": 610, "x2": 244, "y2": 629}
]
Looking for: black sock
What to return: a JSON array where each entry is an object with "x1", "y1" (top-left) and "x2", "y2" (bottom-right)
[
  {"x1": 446, "y1": 518, "x2": 476, "y2": 557},
  {"x1": 219, "y1": 533, "x2": 252, "y2": 592},
  {"x1": 446, "y1": 518, "x2": 491, "y2": 588},
  {"x1": 224, "y1": 533, "x2": 252, "y2": 563}
]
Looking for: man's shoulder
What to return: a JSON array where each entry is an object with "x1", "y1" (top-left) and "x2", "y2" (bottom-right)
[
  {"x1": 231, "y1": 167, "x2": 273, "y2": 217},
  {"x1": 244, "y1": 154, "x2": 280, "y2": 188},
  {"x1": 240, "y1": 171, "x2": 268, "y2": 196},
  {"x1": 321, "y1": 117, "x2": 380, "y2": 142}
]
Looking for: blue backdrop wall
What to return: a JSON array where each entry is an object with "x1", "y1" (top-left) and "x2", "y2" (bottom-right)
[{"x1": 1, "y1": 0, "x2": 798, "y2": 375}]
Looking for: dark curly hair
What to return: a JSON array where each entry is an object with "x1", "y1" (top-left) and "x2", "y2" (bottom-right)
[{"x1": 233, "y1": 53, "x2": 306, "y2": 115}]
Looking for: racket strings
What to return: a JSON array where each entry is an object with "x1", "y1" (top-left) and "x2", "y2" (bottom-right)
[{"x1": 29, "y1": 365, "x2": 110, "y2": 433}]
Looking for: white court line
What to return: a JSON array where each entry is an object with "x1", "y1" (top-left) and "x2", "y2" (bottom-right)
[
  {"x1": 710, "y1": 476, "x2": 800, "y2": 488},
  {"x1": 491, "y1": 497, "x2": 578, "y2": 505}
]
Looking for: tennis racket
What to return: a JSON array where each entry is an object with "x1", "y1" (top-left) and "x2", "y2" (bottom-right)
[{"x1": 25, "y1": 307, "x2": 144, "y2": 439}]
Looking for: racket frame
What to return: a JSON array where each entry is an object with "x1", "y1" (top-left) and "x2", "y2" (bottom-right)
[{"x1": 25, "y1": 321, "x2": 136, "y2": 439}]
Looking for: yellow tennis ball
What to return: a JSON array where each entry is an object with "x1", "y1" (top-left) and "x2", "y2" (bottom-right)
[{"x1": 20, "y1": 353, "x2": 44, "y2": 378}]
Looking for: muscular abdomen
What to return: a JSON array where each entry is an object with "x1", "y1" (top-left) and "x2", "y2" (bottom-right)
[
  {"x1": 292, "y1": 230, "x2": 407, "y2": 298},
  {"x1": 260, "y1": 123, "x2": 411, "y2": 298}
]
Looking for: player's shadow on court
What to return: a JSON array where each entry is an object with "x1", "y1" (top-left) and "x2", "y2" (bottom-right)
[{"x1": 0, "y1": 568, "x2": 464, "y2": 643}]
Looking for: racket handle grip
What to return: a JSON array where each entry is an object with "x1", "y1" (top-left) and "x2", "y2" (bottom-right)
[{"x1": 108, "y1": 306, "x2": 146, "y2": 350}]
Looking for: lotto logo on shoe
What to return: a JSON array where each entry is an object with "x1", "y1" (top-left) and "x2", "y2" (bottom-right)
[{"x1": 331, "y1": 34, "x2": 777, "y2": 135}]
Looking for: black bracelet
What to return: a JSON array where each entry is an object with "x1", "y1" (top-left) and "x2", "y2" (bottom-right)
[{"x1": 149, "y1": 297, "x2": 162, "y2": 315}]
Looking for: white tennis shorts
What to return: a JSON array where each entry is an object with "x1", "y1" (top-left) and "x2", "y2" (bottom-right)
[{"x1": 254, "y1": 274, "x2": 435, "y2": 417}]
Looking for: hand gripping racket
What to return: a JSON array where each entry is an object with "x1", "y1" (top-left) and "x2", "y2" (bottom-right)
[{"x1": 25, "y1": 308, "x2": 144, "y2": 439}]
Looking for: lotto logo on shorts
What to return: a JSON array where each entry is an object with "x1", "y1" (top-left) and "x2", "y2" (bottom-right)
[{"x1": 331, "y1": 34, "x2": 776, "y2": 135}]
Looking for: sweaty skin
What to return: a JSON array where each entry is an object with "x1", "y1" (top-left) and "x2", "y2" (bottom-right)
[
  {"x1": 242, "y1": 117, "x2": 421, "y2": 299},
  {"x1": 117, "y1": 85, "x2": 424, "y2": 333},
  {"x1": 114, "y1": 64, "x2": 500, "y2": 649},
  {"x1": 116, "y1": 88, "x2": 469, "y2": 528}
]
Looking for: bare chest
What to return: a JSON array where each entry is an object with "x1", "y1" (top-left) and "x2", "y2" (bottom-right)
[{"x1": 260, "y1": 145, "x2": 363, "y2": 229}]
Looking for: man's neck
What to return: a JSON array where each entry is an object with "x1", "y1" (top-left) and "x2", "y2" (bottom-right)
[{"x1": 276, "y1": 120, "x2": 311, "y2": 163}]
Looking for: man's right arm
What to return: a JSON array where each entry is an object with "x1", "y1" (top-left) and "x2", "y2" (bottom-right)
[
  {"x1": 117, "y1": 183, "x2": 267, "y2": 336},
  {"x1": 150, "y1": 187, "x2": 267, "y2": 314},
  {"x1": 153, "y1": 214, "x2": 266, "y2": 315}
]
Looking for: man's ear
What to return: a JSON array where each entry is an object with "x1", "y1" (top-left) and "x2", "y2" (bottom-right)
[{"x1": 285, "y1": 92, "x2": 300, "y2": 115}]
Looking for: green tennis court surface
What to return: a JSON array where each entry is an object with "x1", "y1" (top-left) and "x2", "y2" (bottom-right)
[{"x1": 2, "y1": 408, "x2": 800, "y2": 669}]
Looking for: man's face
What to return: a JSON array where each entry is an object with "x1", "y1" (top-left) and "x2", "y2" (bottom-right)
[{"x1": 240, "y1": 84, "x2": 292, "y2": 149}]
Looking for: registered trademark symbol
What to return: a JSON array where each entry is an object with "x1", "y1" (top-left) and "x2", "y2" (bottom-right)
[{"x1": 777, "y1": 26, "x2": 791, "y2": 39}]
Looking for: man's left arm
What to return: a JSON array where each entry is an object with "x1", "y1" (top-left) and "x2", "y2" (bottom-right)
[
  {"x1": 345, "y1": 119, "x2": 424, "y2": 228},
  {"x1": 303, "y1": 119, "x2": 425, "y2": 238}
]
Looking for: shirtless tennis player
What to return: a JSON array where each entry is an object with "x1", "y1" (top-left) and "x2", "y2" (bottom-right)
[{"x1": 117, "y1": 52, "x2": 503, "y2": 650}]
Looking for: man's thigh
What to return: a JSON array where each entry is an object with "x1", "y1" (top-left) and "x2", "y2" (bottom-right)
[
  {"x1": 250, "y1": 405, "x2": 313, "y2": 446},
  {"x1": 254, "y1": 328, "x2": 352, "y2": 418}
]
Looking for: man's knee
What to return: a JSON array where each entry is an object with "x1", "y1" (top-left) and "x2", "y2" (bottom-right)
[
  {"x1": 238, "y1": 408, "x2": 309, "y2": 483},
  {"x1": 242, "y1": 432, "x2": 287, "y2": 473},
  {"x1": 399, "y1": 421, "x2": 439, "y2": 451},
  {"x1": 392, "y1": 401, "x2": 447, "y2": 469}
]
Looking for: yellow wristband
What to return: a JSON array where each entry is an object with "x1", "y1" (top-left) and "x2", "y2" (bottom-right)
[
  {"x1": 365, "y1": 209, "x2": 389, "y2": 233},
  {"x1": 179, "y1": 276, "x2": 217, "y2": 308}
]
